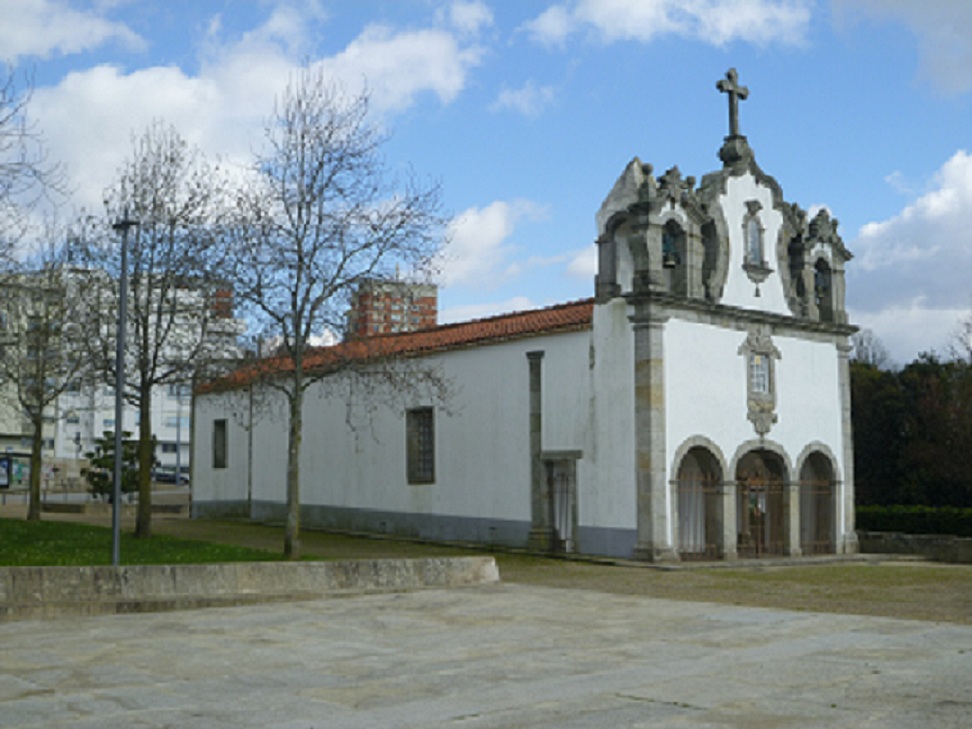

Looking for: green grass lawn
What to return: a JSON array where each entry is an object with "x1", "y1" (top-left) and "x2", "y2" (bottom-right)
[
  {"x1": 4, "y1": 515, "x2": 971, "y2": 625},
  {"x1": 0, "y1": 518, "x2": 278, "y2": 566}
]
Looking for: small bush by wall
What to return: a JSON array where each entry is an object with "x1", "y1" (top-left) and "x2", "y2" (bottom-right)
[{"x1": 856, "y1": 505, "x2": 972, "y2": 538}]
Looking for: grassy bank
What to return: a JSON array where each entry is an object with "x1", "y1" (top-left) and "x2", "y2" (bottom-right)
[
  {"x1": 3, "y1": 514, "x2": 971, "y2": 624},
  {"x1": 0, "y1": 518, "x2": 277, "y2": 566}
]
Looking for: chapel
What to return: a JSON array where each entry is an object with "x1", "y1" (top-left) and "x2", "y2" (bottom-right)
[{"x1": 192, "y1": 69, "x2": 858, "y2": 561}]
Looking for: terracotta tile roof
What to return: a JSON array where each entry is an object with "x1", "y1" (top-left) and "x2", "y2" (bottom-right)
[{"x1": 201, "y1": 298, "x2": 594, "y2": 393}]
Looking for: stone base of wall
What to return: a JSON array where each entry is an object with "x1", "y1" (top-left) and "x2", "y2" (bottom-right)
[
  {"x1": 192, "y1": 499, "x2": 640, "y2": 559},
  {"x1": 857, "y1": 531, "x2": 972, "y2": 564},
  {"x1": 0, "y1": 557, "x2": 500, "y2": 622},
  {"x1": 41, "y1": 502, "x2": 188, "y2": 515}
]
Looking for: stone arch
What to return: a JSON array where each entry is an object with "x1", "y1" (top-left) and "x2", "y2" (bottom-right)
[
  {"x1": 814, "y1": 257, "x2": 834, "y2": 323},
  {"x1": 671, "y1": 436, "x2": 728, "y2": 560},
  {"x1": 795, "y1": 442, "x2": 840, "y2": 555},
  {"x1": 673, "y1": 435, "x2": 731, "y2": 479},
  {"x1": 793, "y1": 441, "x2": 842, "y2": 485},
  {"x1": 777, "y1": 223, "x2": 803, "y2": 317},
  {"x1": 660, "y1": 217, "x2": 688, "y2": 296},
  {"x1": 701, "y1": 204, "x2": 730, "y2": 302},
  {"x1": 596, "y1": 211, "x2": 635, "y2": 301},
  {"x1": 731, "y1": 439, "x2": 792, "y2": 558},
  {"x1": 729, "y1": 438, "x2": 793, "y2": 479}
]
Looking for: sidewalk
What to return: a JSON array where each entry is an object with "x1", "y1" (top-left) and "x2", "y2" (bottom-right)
[{"x1": 1, "y1": 583, "x2": 970, "y2": 728}]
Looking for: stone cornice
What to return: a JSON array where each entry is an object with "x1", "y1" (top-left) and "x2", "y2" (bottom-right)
[{"x1": 624, "y1": 289, "x2": 857, "y2": 338}]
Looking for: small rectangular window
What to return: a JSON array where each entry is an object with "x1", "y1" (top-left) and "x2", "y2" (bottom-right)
[
  {"x1": 213, "y1": 419, "x2": 227, "y2": 469},
  {"x1": 406, "y1": 407, "x2": 435, "y2": 484},
  {"x1": 749, "y1": 354, "x2": 770, "y2": 394}
]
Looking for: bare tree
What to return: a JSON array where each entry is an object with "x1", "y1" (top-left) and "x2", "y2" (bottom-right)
[
  {"x1": 230, "y1": 68, "x2": 445, "y2": 558},
  {"x1": 0, "y1": 65, "x2": 65, "y2": 266},
  {"x1": 0, "y1": 237, "x2": 91, "y2": 519},
  {"x1": 851, "y1": 328, "x2": 891, "y2": 369},
  {"x1": 950, "y1": 298, "x2": 972, "y2": 365},
  {"x1": 81, "y1": 121, "x2": 237, "y2": 538}
]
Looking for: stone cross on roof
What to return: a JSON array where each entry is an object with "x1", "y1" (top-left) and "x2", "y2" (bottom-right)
[{"x1": 717, "y1": 68, "x2": 748, "y2": 138}]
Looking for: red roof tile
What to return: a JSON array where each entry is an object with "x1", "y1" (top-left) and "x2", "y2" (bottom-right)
[{"x1": 201, "y1": 298, "x2": 594, "y2": 393}]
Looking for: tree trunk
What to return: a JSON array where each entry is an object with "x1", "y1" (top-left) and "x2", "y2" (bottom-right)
[
  {"x1": 284, "y1": 382, "x2": 303, "y2": 560},
  {"x1": 26, "y1": 415, "x2": 44, "y2": 521},
  {"x1": 135, "y1": 389, "x2": 154, "y2": 538}
]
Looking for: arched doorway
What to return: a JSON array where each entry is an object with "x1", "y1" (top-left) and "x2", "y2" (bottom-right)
[
  {"x1": 736, "y1": 449, "x2": 787, "y2": 557},
  {"x1": 799, "y1": 452, "x2": 836, "y2": 554},
  {"x1": 676, "y1": 447, "x2": 722, "y2": 560}
]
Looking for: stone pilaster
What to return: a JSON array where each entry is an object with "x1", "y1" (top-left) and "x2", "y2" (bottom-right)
[
  {"x1": 526, "y1": 350, "x2": 553, "y2": 552},
  {"x1": 687, "y1": 229, "x2": 704, "y2": 300},
  {"x1": 719, "y1": 480, "x2": 738, "y2": 560},
  {"x1": 630, "y1": 308, "x2": 678, "y2": 562},
  {"x1": 785, "y1": 482, "x2": 802, "y2": 557},
  {"x1": 833, "y1": 267, "x2": 848, "y2": 325},
  {"x1": 837, "y1": 340, "x2": 859, "y2": 554},
  {"x1": 595, "y1": 234, "x2": 621, "y2": 302}
]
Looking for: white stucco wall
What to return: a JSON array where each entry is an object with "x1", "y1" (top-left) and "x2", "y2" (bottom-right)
[
  {"x1": 582, "y1": 300, "x2": 637, "y2": 532},
  {"x1": 664, "y1": 318, "x2": 845, "y2": 480},
  {"x1": 719, "y1": 173, "x2": 791, "y2": 316},
  {"x1": 193, "y1": 329, "x2": 595, "y2": 528},
  {"x1": 193, "y1": 390, "x2": 250, "y2": 503}
]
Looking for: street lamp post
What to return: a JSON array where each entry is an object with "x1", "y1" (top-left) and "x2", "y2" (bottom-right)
[
  {"x1": 111, "y1": 212, "x2": 138, "y2": 567},
  {"x1": 175, "y1": 383, "x2": 186, "y2": 484}
]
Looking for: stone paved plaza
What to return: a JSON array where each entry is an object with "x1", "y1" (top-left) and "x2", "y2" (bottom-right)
[{"x1": 1, "y1": 584, "x2": 970, "y2": 728}]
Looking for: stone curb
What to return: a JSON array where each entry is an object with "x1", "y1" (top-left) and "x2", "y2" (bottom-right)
[{"x1": 0, "y1": 556, "x2": 500, "y2": 621}]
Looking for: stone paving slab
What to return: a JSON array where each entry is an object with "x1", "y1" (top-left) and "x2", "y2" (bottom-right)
[{"x1": 1, "y1": 584, "x2": 970, "y2": 728}]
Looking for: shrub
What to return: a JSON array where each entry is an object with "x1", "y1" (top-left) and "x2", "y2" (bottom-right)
[{"x1": 857, "y1": 505, "x2": 972, "y2": 537}]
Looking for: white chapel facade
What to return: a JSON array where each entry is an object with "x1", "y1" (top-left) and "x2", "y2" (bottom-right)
[{"x1": 192, "y1": 69, "x2": 857, "y2": 561}]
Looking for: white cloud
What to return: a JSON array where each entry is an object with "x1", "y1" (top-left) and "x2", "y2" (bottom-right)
[
  {"x1": 833, "y1": 0, "x2": 972, "y2": 95},
  {"x1": 440, "y1": 0, "x2": 494, "y2": 38},
  {"x1": 566, "y1": 244, "x2": 597, "y2": 278},
  {"x1": 316, "y1": 24, "x2": 484, "y2": 113},
  {"x1": 849, "y1": 301, "x2": 967, "y2": 366},
  {"x1": 24, "y1": 5, "x2": 485, "y2": 215},
  {"x1": 883, "y1": 170, "x2": 917, "y2": 196},
  {"x1": 31, "y1": 64, "x2": 227, "y2": 212},
  {"x1": 849, "y1": 149, "x2": 972, "y2": 361},
  {"x1": 490, "y1": 80, "x2": 555, "y2": 117},
  {"x1": 0, "y1": 0, "x2": 144, "y2": 62},
  {"x1": 855, "y1": 150, "x2": 972, "y2": 280},
  {"x1": 524, "y1": 5, "x2": 574, "y2": 48},
  {"x1": 438, "y1": 200, "x2": 548, "y2": 287},
  {"x1": 439, "y1": 296, "x2": 536, "y2": 324},
  {"x1": 525, "y1": 0, "x2": 811, "y2": 48}
]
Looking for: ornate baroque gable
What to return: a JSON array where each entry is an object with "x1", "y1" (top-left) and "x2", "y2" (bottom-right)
[{"x1": 593, "y1": 68, "x2": 852, "y2": 329}]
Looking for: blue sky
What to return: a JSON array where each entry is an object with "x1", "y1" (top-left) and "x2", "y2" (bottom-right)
[{"x1": 4, "y1": 0, "x2": 972, "y2": 364}]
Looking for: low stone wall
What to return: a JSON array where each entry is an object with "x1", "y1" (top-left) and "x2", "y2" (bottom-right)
[
  {"x1": 41, "y1": 501, "x2": 187, "y2": 515},
  {"x1": 857, "y1": 531, "x2": 972, "y2": 564},
  {"x1": 0, "y1": 556, "x2": 500, "y2": 621}
]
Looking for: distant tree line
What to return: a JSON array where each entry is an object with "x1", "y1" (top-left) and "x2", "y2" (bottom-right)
[{"x1": 851, "y1": 326, "x2": 972, "y2": 508}]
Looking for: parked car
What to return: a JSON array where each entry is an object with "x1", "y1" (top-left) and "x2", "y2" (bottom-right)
[{"x1": 151, "y1": 468, "x2": 189, "y2": 485}]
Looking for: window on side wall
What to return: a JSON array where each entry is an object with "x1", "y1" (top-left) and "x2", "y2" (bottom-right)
[
  {"x1": 406, "y1": 407, "x2": 435, "y2": 484},
  {"x1": 213, "y1": 419, "x2": 227, "y2": 469}
]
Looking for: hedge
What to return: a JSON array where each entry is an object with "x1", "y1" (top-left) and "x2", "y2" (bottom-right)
[{"x1": 856, "y1": 505, "x2": 972, "y2": 538}]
